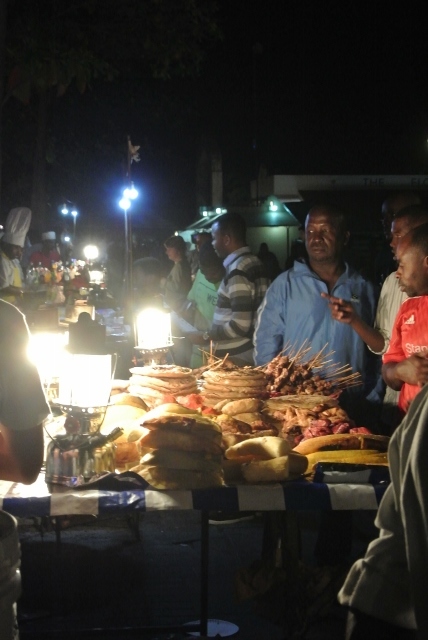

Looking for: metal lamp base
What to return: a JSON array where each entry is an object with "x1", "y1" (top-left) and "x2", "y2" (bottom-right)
[{"x1": 134, "y1": 345, "x2": 172, "y2": 366}]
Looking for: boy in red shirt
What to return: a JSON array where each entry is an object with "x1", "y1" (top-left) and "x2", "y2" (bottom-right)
[{"x1": 382, "y1": 222, "x2": 428, "y2": 416}]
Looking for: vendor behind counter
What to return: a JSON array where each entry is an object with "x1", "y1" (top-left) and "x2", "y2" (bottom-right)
[{"x1": 0, "y1": 207, "x2": 32, "y2": 308}]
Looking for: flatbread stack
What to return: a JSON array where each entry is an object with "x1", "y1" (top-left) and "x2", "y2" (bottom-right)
[
  {"x1": 128, "y1": 365, "x2": 199, "y2": 409},
  {"x1": 200, "y1": 366, "x2": 268, "y2": 406},
  {"x1": 132, "y1": 403, "x2": 224, "y2": 490}
]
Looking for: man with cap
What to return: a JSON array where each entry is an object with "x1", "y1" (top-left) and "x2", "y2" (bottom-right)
[
  {"x1": 29, "y1": 231, "x2": 61, "y2": 268},
  {"x1": 0, "y1": 207, "x2": 32, "y2": 307}
]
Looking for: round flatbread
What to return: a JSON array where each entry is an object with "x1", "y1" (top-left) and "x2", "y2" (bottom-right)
[
  {"x1": 203, "y1": 369, "x2": 266, "y2": 384},
  {"x1": 203, "y1": 378, "x2": 267, "y2": 389},
  {"x1": 130, "y1": 374, "x2": 197, "y2": 392},
  {"x1": 130, "y1": 365, "x2": 193, "y2": 378},
  {"x1": 201, "y1": 382, "x2": 265, "y2": 396}
]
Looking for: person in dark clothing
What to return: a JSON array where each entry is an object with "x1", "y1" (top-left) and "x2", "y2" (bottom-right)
[
  {"x1": 163, "y1": 235, "x2": 192, "y2": 312},
  {"x1": 284, "y1": 225, "x2": 308, "y2": 269},
  {"x1": 257, "y1": 242, "x2": 281, "y2": 281}
]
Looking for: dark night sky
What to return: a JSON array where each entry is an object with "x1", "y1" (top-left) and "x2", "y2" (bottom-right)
[
  {"x1": 3, "y1": 0, "x2": 428, "y2": 241},
  {"x1": 200, "y1": 1, "x2": 428, "y2": 176},
  {"x1": 142, "y1": 0, "x2": 428, "y2": 230}
]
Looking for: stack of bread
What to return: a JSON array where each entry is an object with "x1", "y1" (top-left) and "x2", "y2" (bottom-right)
[
  {"x1": 224, "y1": 435, "x2": 308, "y2": 483},
  {"x1": 128, "y1": 365, "x2": 199, "y2": 409},
  {"x1": 132, "y1": 404, "x2": 224, "y2": 490},
  {"x1": 200, "y1": 365, "x2": 267, "y2": 407},
  {"x1": 100, "y1": 393, "x2": 148, "y2": 470}
]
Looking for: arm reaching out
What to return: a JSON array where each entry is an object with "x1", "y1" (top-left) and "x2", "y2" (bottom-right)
[
  {"x1": 382, "y1": 353, "x2": 428, "y2": 391},
  {"x1": 320, "y1": 292, "x2": 385, "y2": 353}
]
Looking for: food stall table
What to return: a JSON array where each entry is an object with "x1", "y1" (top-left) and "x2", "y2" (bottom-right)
[{"x1": 0, "y1": 475, "x2": 388, "y2": 638}]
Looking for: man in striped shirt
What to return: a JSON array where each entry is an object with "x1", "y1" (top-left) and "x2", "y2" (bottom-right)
[{"x1": 185, "y1": 213, "x2": 269, "y2": 364}]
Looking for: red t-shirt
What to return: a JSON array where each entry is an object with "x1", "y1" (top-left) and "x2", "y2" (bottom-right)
[
  {"x1": 383, "y1": 296, "x2": 428, "y2": 413},
  {"x1": 29, "y1": 249, "x2": 61, "y2": 269}
]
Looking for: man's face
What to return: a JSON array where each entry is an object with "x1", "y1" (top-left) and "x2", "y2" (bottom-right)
[
  {"x1": 200, "y1": 262, "x2": 224, "y2": 284},
  {"x1": 194, "y1": 234, "x2": 211, "y2": 251},
  {"x1": 305, "y1": 209, "x2": 347, "y2": 265},
  {"x1": 43, "y1": 240, "x2": 56, "y2": 253},
  {"x1": 165, "y1": 245, "x2": 180, "y2": 262},
  {"x1": 2, "y1": 242, "x2": 22, "y2": 260},
  {"x1": 211, "y1": 222, "x2": 229, "y2": 259},
  {"x1": 390, "y1": 216, "x2": 414, "y2": 257},
  {"x1": 396, "y1": 237, "x2": 428, "y2": 297}
]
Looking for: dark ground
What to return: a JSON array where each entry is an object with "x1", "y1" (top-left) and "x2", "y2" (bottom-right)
[{"x1": 13, "y1": 510, "x2": 376, "y2": 640}]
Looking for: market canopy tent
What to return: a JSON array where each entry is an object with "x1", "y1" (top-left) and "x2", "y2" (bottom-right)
[{"x1": 180, "y1": 197, "x2": 300, "y2": 267}]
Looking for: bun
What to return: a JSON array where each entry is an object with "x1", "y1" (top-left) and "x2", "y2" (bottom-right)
[
  {"x1": 225, "y1": 436, "x2": 292, "y2": 460},
  {"x1": 241, "y1": 453, "x2": 308, "y2": 483},
  {"x1": 138, "y1": 466, "x2": 224, "y2": 490},
  {"x1": 221, "y1": 398, "x2": 264, "y2": 416},
  {"x1": 139, "y1": 429, "x2": 222, "y2": 455}
]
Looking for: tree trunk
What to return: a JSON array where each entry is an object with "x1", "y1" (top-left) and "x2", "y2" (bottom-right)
[{"x1": 31, "y1": 87, "x2": 49, "y2": 229}]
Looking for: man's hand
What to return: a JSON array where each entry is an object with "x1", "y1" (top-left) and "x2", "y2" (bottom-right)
[
  {"x1": 321, "y1": 292, "x2": 356, "y2": 324},
  {"x1": 394, "y1": 353, "x2": 428, "y2": 387},
  {"x1": 321, "y1": 291, "x2": 385, "y2": 353}
]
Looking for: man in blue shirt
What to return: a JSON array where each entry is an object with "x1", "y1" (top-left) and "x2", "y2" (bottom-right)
[
  {"x1": 254, "y1": 204, "x2": 381, "y2": 567},
  {"x1": 254, "y1": 204, "x2": 379, "y2": 424}
]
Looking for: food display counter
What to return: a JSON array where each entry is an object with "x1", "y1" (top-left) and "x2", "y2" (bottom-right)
[{"x1": 9, "y1": 351, "x2": 388, "y2": 636}]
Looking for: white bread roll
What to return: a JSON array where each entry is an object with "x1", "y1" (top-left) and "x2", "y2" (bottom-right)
[{"x1": 225, "y1": 436, "x2": 292, "y2": 460}]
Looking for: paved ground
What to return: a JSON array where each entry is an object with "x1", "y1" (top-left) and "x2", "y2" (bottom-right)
[{"x1": 15, "y1": 510, "x2": 374, "y2": 639}]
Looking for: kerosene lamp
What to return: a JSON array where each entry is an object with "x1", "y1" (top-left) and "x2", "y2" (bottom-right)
[
  {"x1": 45, "y1": 322, "x2": 122, "y2": 486},
  {"x1": 134, "y1": 307, "x2": 173, "y2": 365}
]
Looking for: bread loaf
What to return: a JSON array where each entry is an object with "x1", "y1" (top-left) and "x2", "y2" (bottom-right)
[
  {"x1": 225, "y1": 436, "x2": 292, "y2": 460},
  {"x1": 241, "y1": 453, "x2": 307, "y2": 483}
]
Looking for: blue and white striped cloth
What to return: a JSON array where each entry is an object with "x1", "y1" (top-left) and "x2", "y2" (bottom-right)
[{"x1": 0, "y1": 474, "x2": 388, "y2": 518}]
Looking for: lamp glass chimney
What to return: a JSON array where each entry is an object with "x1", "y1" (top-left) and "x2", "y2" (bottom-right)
[{"x1": 136, "y1": 308, "x2": 173, "y2": 350}]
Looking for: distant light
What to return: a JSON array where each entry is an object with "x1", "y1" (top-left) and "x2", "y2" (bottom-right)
[
  {"x1": 215, "y1": 207, "x2": 222, "y2": 214},
  {"x1": 71, "y1": 209, "x2": 78, "y2": 218},
  {"x1": 221, "y1": 208, "x2": 228, "y2": 213},
  {"x1": 269, "y1": 201, "x2": 278, "y2": 212},
  {"x1": 61, "y1": 205, "x2": 69, "y2": 215},
  {"x1": 119, "y1": 196, "x2": 131, "y2": 211},
  {"x1": 83, "y1": 245, "x2": 99, "y2": 261},
  {"x1": 124, "y1": 183, "x2": 138, "y2": 200},
  {"x1": 202, "y1": 210, "x2": 208, "y2": 217},
  {"x1": 63, "y1": 235, "x2": 71, "y2": 243}
]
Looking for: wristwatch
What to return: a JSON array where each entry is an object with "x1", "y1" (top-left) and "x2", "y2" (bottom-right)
[{"x1": 202, "y1": 331, "x2": 210, "y2": 342}]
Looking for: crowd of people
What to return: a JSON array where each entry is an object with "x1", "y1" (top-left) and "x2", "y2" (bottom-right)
[
  {"x1": 2, "y1": 192, "x2": 428, "y2": 638},
  {"x1": 145, "y1": 200, "x2": 426, "y2": 639}
]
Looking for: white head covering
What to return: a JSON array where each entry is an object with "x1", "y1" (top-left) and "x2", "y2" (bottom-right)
[
  {"x1": 2, "y1": 207, "x2": 32, "y2": 247},
  {"x1": 42, "y1": 231, "x2": 56, "y2": 241}
]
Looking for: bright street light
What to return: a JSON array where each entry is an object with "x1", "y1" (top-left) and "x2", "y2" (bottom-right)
[
  {"x1": 83, "y1": 245, "x2": 99, "y2": 262},
  {"x1": 124, "y1": 183, "x2": 138, "y2": 200},
  {"x1": 119, "y1": 196, "x2": 131, "y2": 211},
  {"x1": 60, "y1": 203, "x2": 78, "y2": 240}
]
